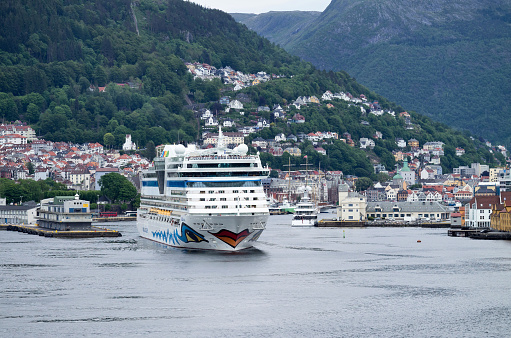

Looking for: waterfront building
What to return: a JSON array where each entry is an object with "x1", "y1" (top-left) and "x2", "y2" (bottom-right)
[
  {"x1": 336, "y1": 183, "x2": 367, "y2": 221},
  {"x1": 0, "y1": 201, "x2": 38, "y2": 225},
  {"x1": 366, "y1": 201, "x2": 450, "y2": 222},
  {"x1": 37, "y1": 195, "x2": 93, "y2": 230},
  {"x1": 465, "y1": 195, "x2": 500, "y2": 228}
]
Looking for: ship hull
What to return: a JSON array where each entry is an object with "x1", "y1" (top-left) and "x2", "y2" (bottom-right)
[
  {"x1": 137, "y1": 213, "x2": 268, "y2": 251},
  {"x1": 291, "y1": 218, "x2": 317, "y2": 227}
]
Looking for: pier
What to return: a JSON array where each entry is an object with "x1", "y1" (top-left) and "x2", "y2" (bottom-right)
[
  {"x1": 448, "y1": 227, "x2": 511, "y2": 240},
  {"x1": 1, "y1": 224, "x2": 121, "y2": 238},
  {"x1": 316, "y1": 219, "x2": 451, "y2": 228},
  {"x1": 92, "y1": 216, "x2": 136, "y2": 222}
]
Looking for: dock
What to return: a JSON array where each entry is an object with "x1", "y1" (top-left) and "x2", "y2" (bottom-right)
[
  {"x1": 92, "y1": 216, "x2": 136, "y2": 222},
  {"x1": 2, "y1": 224, "x2": 122, "y2": 238},
  {"x1": 316, "y1": 219, "x2": 451, "y2": 228},
  {"x1": 447, "y1": 228, "x2": 479, "y2": 237},
  {"x1": 448, "y1": 228, "x2": 511, "y2": 240}
]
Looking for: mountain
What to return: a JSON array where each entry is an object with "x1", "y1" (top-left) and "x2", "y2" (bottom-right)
[
  {"x1": 231, "y1": 11, "x2": 320, "y2": 47},
  {"x1": 234, "y1": 0, "x2": 511, "y2": 146},
  {"x1": 0, "y1": 0, "x2": 502, "y2": 177}
]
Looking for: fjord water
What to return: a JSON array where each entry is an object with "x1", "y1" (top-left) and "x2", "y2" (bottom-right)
[{"x1": 1, "y1": 216, "x2": 510, "y2": 337}]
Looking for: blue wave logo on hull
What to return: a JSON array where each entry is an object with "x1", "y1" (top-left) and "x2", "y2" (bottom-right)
[{"x1": 152, "y1": 223, "x2": 208, "y2": 245}]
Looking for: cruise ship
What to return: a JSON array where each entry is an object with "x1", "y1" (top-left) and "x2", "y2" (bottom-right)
[{"x1": 137, "y1": 128, "x2": 270, "y2": 251}]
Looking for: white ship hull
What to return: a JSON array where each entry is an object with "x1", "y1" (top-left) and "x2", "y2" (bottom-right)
[
  {"x1": 291, "y1": 217, "x2": 317, "y2": 227},
  {"x1": 137, "y1": 213, "x2": 268, "y2": 251}
]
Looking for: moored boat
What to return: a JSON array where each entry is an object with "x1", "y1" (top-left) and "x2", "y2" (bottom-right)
[{"x1": 291, "y1": 187, "x2": 318, "y2": 227}]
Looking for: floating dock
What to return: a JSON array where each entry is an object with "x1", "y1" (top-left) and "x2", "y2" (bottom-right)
[{"x1": 2, "y1": 224, "x2": 121, "y2": 238}]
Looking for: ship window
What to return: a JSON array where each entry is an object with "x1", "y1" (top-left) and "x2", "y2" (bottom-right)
[
  {"x1": 209, "y1": 198, "x2": 216, "y2": 201},
  {"x1": 222, "y1": 205, "x2": 228, "y2": 209},
  {"x1": 250, "y1": 190, "x2": 255, "y2": 193},
  {"x1": 200, "y1": 198, "x2": 205, "y2": 201},
  {"x1": 218, "y1": 190, "x2": 225, "y2": 194},
  {"x1": 200, "y1": 191, "x2": 205, "y2": 194},
  {"x1": 220, "y1": 198, "x2": 226, "y2": 201},
  {"x1": 209, "y1": 191, "x2": 214, "y2": 194}
]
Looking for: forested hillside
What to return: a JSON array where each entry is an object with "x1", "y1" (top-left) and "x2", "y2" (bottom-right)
[
  {"x1": 0, "y1": 0, "x2": 502, "y2": 178},
  {"x1": 234, "y1": 0, "x2": 511, "y2": 146}
]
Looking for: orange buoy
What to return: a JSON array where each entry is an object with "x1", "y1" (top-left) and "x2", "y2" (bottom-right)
[{"x1": 417, "y1": 240, "x2": 421, "y2": 243}]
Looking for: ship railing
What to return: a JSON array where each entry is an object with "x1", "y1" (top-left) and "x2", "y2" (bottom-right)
[{"x1": 186, "y1": 155, "x2": 258, "y2": 161}]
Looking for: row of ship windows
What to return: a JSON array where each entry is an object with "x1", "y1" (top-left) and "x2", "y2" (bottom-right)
[
  {"x1": 199, "y1": 190, "x2": 256, "y2": 194},
  {"x1": 199, "y1": 197, "x2": 259, "y2": 201},
  {"x1": 204, "y1": 205, "x2": 258, "y2": 209},
  {"x1": 166, "y1": 172, "x2": 266, "y2": 178}
]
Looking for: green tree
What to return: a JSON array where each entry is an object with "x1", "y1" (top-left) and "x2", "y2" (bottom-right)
[
  {"x1": 26, "y1": 162, "x2": 35, "y2": 175},
  {"x1": 355, "y1": 177, "x2": 373, "y2": 192},
  {"x1": 103, "y1": 133, "x2": 115, "y2": 148},
  {"x1": 376, "y1": 172, "x2": 390, "y2": 183},
  {"x1": 99, "y1": 173, "x2": 137, "y2": 204},
  {"x1": 144, "y1": 141, "x2": 156, "y2": 160}
]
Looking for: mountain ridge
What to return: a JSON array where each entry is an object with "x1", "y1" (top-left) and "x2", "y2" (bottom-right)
[{"x1": 233, "y1": 0, "x2": 511, "y2": 146}]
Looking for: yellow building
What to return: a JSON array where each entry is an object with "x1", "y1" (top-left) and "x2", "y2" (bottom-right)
[
  {"x1": 408, "y1": 138, "x2": 419, "y2": 148},
  {"x1": 489, "y1": 167, "x2": 506, "y2": 183},
  {"x1": 309, "y1": 96, "x2": 320, "y2": 104},
  {"x1": 283, "y1": 147, "x2": 302, "y2": 157},
  {"x1": 491, "y1": 203, "x2": 511, "y2": 232}
]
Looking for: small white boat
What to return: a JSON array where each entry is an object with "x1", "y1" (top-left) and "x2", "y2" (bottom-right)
[{"x1": 291, "y1": 186, "x2": 317, "y2": 227}]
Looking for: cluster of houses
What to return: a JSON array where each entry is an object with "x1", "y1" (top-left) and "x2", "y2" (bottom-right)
[
  {"x1": 0, "y1": 128, "x2": 149, "y2": 191},
  {"x1": 185, "y1": 63, "x2": 281, "y2": 91}
]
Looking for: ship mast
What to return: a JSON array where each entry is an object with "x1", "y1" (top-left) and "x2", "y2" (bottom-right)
[
  {"x1": 301, "y1": 155, "x2": 311, "y2": 201},
  {"x1": 283, "y1": 156, "x2": 292, "y2": 202}
]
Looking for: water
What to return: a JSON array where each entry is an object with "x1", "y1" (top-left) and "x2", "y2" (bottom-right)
[{"x1": 1, "y1": 215, "x2": 510, "y2": 337}]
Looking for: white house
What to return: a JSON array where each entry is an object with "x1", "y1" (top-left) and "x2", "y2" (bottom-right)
[
  {"x1": 386, "y1": 188, "x2": 398, "y2": 201},
  {"x1": 275, "y1": 133, "x2": 286, "y2": 142},
  {"x1": 228, "y1": 100, "x2": 243, "y2": 110},
  {"x1": 360, "y1": 138, "x2": 375, "y2": 149},
  {"x1": 200, "y1": 109, "x2": 213, "y2": 120},
  {"x1": 396, "y1": 138, "x2": 406, "y2": 148},
  {"x1": 322, "y1": 91, "x2": 333, "y2": 101},
  {"x1": 222, "y1": 119, "x2": 235, "y2": 128},
  {"x1": 205, "y1": 116, "x2": 219, "y2": 127}
]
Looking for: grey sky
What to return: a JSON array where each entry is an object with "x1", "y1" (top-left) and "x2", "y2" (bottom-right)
[{"x1": 189, "y1": 0, "x2": 331, "y2": 14}]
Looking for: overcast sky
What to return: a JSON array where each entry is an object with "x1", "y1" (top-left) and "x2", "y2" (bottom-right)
[{"x1": 190, "y1": 0, "x2": 331, "y2": 14}]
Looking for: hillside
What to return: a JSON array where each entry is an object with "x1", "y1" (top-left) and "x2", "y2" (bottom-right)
[
  {"x1": 0, "y1": 0, "x2": 502, "y2": 178},
  {"x1": 234, "y1": 0, "x2": 511, "y2": 146}
]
